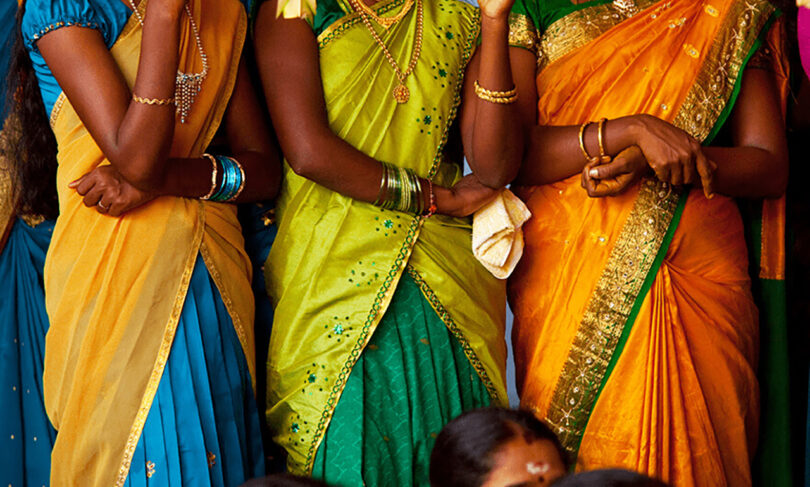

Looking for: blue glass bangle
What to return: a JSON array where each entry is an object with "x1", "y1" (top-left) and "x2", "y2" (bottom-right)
[
  {"x1": 210, "y1": 155, "x2": 231, "y2": 202},
  {"x1": 218, "y1": 155, "x2": 240, "y2": 202}
]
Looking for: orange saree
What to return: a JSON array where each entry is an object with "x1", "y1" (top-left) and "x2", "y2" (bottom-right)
[{"x1": 506, "y1": 1, "x2": 784, "y2": 485}]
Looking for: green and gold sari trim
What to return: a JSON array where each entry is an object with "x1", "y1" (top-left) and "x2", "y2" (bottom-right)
[
  {"x1": 546, "y1": 180, "x2": 684, "y2": 456},
  {"x1": 537, "y1": 0, "x2": 657, "y2": 69},
  {"x1": 406, "y1": 266, "x2": 502, "y2": 402},
  {"x1": 317, "y1": 0, "x2": 407, "y2": 48},
  {"x1": 672, "y1": 0, "x2": 776, "y2": 143},
  {"x1": 508, "y1": 13, "x2": 538, "y2": 53}
]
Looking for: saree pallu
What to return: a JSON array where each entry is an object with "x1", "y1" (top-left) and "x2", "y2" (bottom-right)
[
  {"x1": 507, "y1": 1, "x2": 782, "y2": 485},
  {"x1": 0, "y1": 216, "x2": 56, "y2": 487},
  {"x1": 265, "y1": 0, "x2": 508, "y2": 478},
  {"x1": 42, "y1": 1, "x2": 259, "y2": 485}
]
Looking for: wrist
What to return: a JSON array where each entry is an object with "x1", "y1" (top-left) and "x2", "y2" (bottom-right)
[
  {"x1": 480, "y1": 12, "x2": 510, "y2": 27},
  {"x1": 434, "y1": 185, "x2": 456, "y2": 216}
]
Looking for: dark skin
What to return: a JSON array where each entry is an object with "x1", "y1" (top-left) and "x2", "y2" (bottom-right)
[
  {"x1": 511, "y1": 10, "x2": 788, "y2": 199},
  {"x1": 36, "y1": 0, "x2": 281, "y2": 217},
  {"x1": 253, "y1": 0, "x2": 525, "y2": 218}
]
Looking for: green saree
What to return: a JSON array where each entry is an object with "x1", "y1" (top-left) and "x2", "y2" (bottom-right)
[{"x1": 264, "y1": 0, "x2": 508, "y2": 480}]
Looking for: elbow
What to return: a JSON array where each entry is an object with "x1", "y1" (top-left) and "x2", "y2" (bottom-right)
[
  {"x1": 470, "y1": 156, "x2": 521, "y2": 189},
  {"x1": 115, "y1": 162, "x2": 163, "y2": 192},
  {"x1": 284, "y1": 144, "x2": 319, "y2": 180}
]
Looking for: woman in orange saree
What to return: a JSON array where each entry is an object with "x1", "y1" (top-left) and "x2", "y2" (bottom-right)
[{"x1": 505, "y1": 1, "x2": 789, "y2": 485}]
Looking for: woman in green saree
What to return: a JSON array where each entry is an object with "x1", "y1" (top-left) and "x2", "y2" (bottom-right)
[{"x1": 253, "y1": 0, "x2": 531, "y2": 483}]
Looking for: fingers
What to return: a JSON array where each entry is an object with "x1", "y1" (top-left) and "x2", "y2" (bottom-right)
[
  {"x1": 68, "y1": 174, "x2": 86, "y2": 189},
  {"x1": 695, "y1": 150, "x2": 715, "y2": 199},
  {"x1": 82, "y1": 186, "x2": 103, "y2": 209}
]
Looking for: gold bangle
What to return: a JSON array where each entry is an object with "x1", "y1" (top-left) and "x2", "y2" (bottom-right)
[
  {"x1": 474, "y1": 80, "x2": 517, "y2": 98},
  {"x1": 597, "y1": 117, "x2": 610, "y2": 162},
  {"x1": 132, "y1": 93, "x2": 175, "y2": 106},
  {"x1": 200, "y1": 153, "x2": 218, "y2": 200},
  {"x1": 578, "y1": 121, "x2": 594, "y2": 162}
]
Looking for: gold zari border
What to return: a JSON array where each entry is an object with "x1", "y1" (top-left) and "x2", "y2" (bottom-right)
[
  {"x1": 406, "y1": 266, "x2": 503, "y2": 403},
  {"x1": 508, "y1": 13, "x2": 538, "y2": 53},
  {"x1": 671, "y1": 0, "x2": 775, "y2": 141},
  {"x1": 317, "y1": 0, "x2": 407, "y2": 48},
  {"x1": 538, "y1": 0, "x2": 658, "y2": 70},
  {"x1": 546, "y1": 180, "x2": 680, "y2": 455}
]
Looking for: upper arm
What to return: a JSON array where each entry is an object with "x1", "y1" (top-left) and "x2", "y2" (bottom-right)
[
  {"x1": 728, "y1": 67, "x2": 788, "y2": 160},
  {"x1": 253, "y1": 0, "x2": 333, "y2": 164},
  {"x1": 36, "y1": 26, "x2": 132, "y2": 157},
  {"x1": 224, "y1": 54, "x2": 277, "y2": 157}
]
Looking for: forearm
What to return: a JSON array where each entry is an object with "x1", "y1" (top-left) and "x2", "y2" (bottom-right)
[
  {"x1": 516, "y1": 116, "x2": 639, "y2": 186},
  {"x1": 151, "y1": 151, "x2": 282, "y2": 202},
  {"x1": 702, "y1": 146, "x2": 787, "y2": 198},
  {"x1": 467, "y1": 16, "x2": 522, "y2": 187},
  {"x1": 111, "y1": 8, "x2": 182, "y2": 189}
]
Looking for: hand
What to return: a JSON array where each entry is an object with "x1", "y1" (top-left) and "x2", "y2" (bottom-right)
[
  {"x1": 437, "y1": 174, "x2": 501, "y2": 217},
  {"x1": 630, "y1": 114, "x2": 715, "y2": 197},
  {"x1": 478, "y1": 0, "x2": 515, "y2": 21},
  {"x1": 581, "y1": 146, "x2": 649, "y2": 197},
  {"x1": 69, "y1": 165, "x2": 157, "y2": 216}
]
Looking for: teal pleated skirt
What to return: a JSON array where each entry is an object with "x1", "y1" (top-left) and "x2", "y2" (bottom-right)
[
  {"x1": 0, "y1": 218, "x2": 56, "y2": 487},
  {"x1": 123, "y1": 255, "x2": 265, "y2": 486},
  {"x1": 312, "y1": 271, "x2": 492, "y2": 487}
]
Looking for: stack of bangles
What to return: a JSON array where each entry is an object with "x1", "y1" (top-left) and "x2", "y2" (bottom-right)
[
  {"x1": 578, "y1": 117, "x2": 612, "y2": 163},
  {"x1": 200, "y1": 153, "x2": 246, "y2": 202},
  {"x1": 373, "y1": 162, "x2": 437, "y2": 217},
  {"x1": 473, "y1": 80, "x2": 518, "y2": 104}
]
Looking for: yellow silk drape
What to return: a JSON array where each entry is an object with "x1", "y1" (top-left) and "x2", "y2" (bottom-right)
[
  {"x1": 509, "y1": 1, "x2": 776, "y2": 485},
  {"x1": 42, "y1": 2, "x2": 252, "y2": 486}
]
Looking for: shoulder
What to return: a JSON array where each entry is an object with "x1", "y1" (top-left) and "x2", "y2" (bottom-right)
[{"x1": 21, "y1": 0, "x2": 130, "y2": 52}]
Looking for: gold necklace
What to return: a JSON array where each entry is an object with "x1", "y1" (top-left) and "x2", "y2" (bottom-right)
[
  {"x1": 354, "y1": 0, "x2": 415, "y2": 29},
  {"x1": 127, "y1": 0, "x2": 209, "y2": 123},
  {"x1": 351, "y1": 0, "x2": 422, "y2": 103}
]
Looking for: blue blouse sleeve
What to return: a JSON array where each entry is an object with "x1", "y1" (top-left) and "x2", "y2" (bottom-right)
[
  {"x1": 21, "y1": 0, "x2": 117, "y2": 52},
  {"x1": 20, "y1": 0, "x2": 131, "y2": 115}
]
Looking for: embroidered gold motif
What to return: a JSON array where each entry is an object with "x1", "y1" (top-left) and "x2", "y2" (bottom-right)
[
  {"x1": 672, "y1": 0, "x2": 775, "y2": 142},
  {"x1": 537, "y1": 0, "x2": 658, "y2": 71},
  {"x1": 207, "y1": 451, "x2": 216, "y2": 468},
  {"x1": 547, "y1": 179, "x2": 681, "y2": 455},
  {"x1": 508, "y1": 13, "x2": 538, "y2": 53},
  {"x1": 145, "y1": 461, "x2": 155, "y2": 478}
]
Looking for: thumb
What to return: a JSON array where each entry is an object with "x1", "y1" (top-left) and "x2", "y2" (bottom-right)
[
  {"x1": 589, "y1": 159, "x2": 630, "y2": 180},
  {"x1": 68, "y1": 174, "x2": 86, "y2": 189}
]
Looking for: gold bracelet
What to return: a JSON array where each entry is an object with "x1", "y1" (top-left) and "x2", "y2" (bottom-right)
[
  {"x1": 578, "y1": 121, "x2": 594, "y2": 162},
  {"x1": 200, "y1": 153, "x2": 218, "y2": 200},
  {"x1": 596, "y1": 117, "x2": 611, "y2": 163},
  {"x1": 132, "y1": 93, "x2": 175, "y2": 106},
  {"x1": 474, "y1": 80, "x2": 518, "y2": 105},
  {"x1": 474, "y1": 80, "x2": 517, "y2": 98}
]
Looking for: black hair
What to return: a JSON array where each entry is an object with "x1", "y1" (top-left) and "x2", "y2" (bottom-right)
[
  {"x1": 3, "y1": 1, "x2": 59, "y2": 220},
  {"x1": 241, "y1": 474, "x2": 332, "y2": 487},
  {"x1": 429, "y1": 407, "x2": 569, "y2": 487},
  {"x1": 550, "y1": 469, "x2": 669, "y2": 487}
]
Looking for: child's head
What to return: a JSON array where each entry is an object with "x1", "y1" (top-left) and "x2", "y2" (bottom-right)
[
  {"x1": 430, "y1": 408, "x2": 568, "y2": 487},
  {"x1": 550, "y1": 469, "x2": 668, "y2": 487}
]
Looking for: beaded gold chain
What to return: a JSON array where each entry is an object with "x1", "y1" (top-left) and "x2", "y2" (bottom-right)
[
  {"x1": 127, "y1": 0, "x2": 209, "y2": 123},
  {"x1": 353, "y1": 0, "x2": 415, "y2": 29},
  {"x1": 350, "y1": 0, "x2": 423, "y2": 103}
]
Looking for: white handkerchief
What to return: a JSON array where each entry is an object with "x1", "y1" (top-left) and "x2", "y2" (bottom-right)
[{"x1": 472, "y1": 189, "x2": 532, "y2": 279}]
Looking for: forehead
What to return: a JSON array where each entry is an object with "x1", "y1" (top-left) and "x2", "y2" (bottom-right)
[{"x1": 481, "y1": 437, "x2": 566, "y2": 487}]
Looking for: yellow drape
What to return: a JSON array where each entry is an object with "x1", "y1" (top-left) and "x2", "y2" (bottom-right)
[
  {"x1": 42, "y1": 2, "x2": 252, "y2": 486},
  {"x1": 509, "y1": 1, "x2": 775, "y2": 485}
]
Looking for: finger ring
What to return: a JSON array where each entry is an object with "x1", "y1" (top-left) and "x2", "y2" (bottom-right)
[{"x1": 98, "y1": 201, "x2": 110, "y2": 211}]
